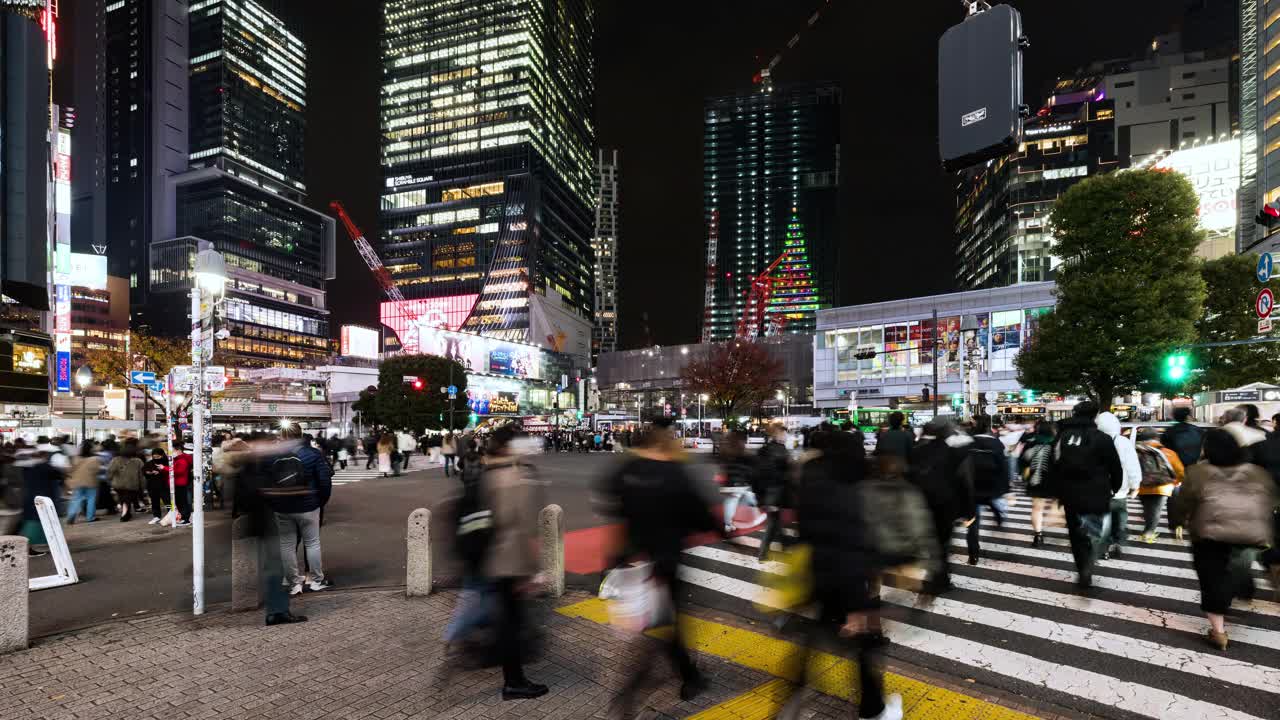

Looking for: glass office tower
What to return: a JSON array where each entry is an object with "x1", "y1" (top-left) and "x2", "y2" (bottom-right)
[
  {"x1": 701, "y1": 82, "x2": 841, "y2": 343},
  {"x1": 379, "y1": 0, "x2": 595, "y2": 348}
]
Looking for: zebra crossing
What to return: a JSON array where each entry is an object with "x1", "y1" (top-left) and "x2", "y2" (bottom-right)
[{"x1": 675, "y1": 493, "x2": 1280, "y2": 720}]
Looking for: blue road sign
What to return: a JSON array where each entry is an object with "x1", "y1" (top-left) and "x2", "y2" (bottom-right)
[
  {"x1": 1259, "y1": 253, "x2": 1274, "y2": 284},
  {"x1": 130, "y1": 371, "x2": 156, "y2": 385},
  {"x1": 447, "y1": 385, "x2": 457, "y2": 395},
  {"x1": 149, "y1": 381, "x2": 166, "y2": 393}
]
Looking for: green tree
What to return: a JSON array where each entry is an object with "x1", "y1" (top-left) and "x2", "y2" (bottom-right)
[
  {"x1": 373, "y1": 354, "x2": 468, "y2": 432},
  {"x1": 1016, "y1": 170, "x2": 1206, "y2": 404},
  {"x1": 352, "y1": 386, "x2": 381, "y2": 429},
  {"x1": 1192, "y1": 253, "x2": 1280, "y2": 391},
  {"x1": 83, "y1": 331, "x2": 189, "y2": 384},
  {"x1": 681, "y1": 340, "x2": 783, "y2": 422}
]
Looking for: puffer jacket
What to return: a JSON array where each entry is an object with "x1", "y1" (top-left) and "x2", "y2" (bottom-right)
[
  {"x1": 67, "y1": 456, "x2": 101, "y2": 490},
  {"x1": 1170, "y1": 462, "x2": 1277, "y2": 546},
  {"x1": 1096, "y1": 412, "x2": 1141, "y2": 499},
  {"x1": 107, "y1": 456, "x2": 144, "y2": 493}
]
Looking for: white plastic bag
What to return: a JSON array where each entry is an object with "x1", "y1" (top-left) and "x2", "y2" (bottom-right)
[
  {"x1": 599, "y1": 562, "x2": 668, "y2": 633},
  {"x1": 159, "y1": 509, "x2": 178, "y2": 527}
]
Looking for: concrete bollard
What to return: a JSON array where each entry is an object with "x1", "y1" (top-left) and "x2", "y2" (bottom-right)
[
  {"x1": 407, "y1": 508, "x2": 432, "y2": 596},
  {"x1": 0, "y1": 536, "x2": 29, "y2": 654},
  {"x1": 539, "y1": 504, "x2": 565, "y2": 598},
  {"x1": 230, "y1": 515, "x2": 260, "y2": 612}
]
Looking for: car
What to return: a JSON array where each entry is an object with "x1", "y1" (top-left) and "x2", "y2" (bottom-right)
[{"x1": 1118, "y1": 421, "x2": 1213, "y2": 439}]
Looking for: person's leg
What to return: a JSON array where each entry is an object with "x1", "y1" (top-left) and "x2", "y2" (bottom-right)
[
  {"x1": 298, "y1": 509, "x2": 324, "y2": 583},
  {"x1": 65, "y1": 487, "x2": 84, "y2": 523},
  {"x1": 1108, "y1": 498, "x2": 1128, "y2": 553},
  {"x1": 175, "y1": 486, "x2": 192, "y2": 523},
  {"x1": 966, "y1": 504, "x2": 982, "y2": 563},
  {"x1": 1139, "y1": 495, "x2": 1165, "y2": 537},
  {"x1": 1065, "y1": 509, "x2": 1106, "y2": 581},
  {"x1": 664, "y1": 577, "x2": 702, "y2": 688},
  {"x1": 1230, "y1": 546, "x2": 1258, "y2": 602},
  {"x1": 854, "y1": 631, "x2": 887, "y2": 718},
  {"x1": 260, "y1": 523, "x2": 292, "y2": 620},
  {"x1": 1191, "y1": 540, "x2": 1233, "y2": 642},
  {"x1": 84, "y1": 487, "x2": 98, "y2": 522},
  {"x1": 930, "y1": 511, "x2": 954, "y2": 592},
  {"x1": 722, "y1": 490, "x2": 743, "y2": 533},
  {"x1": 276, "y1": 513, "x2": 303, "y2": 587},
  {"x1": 495, "y1": 577, "x2": 528, "y2": 687}
]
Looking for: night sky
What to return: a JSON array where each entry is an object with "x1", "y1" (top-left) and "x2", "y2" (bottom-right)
[{"x1": 282, "y1": 1, "x2": 1192, "y2": 350}]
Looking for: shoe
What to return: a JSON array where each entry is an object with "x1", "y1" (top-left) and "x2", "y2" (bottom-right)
[
  {"x1": 28, "y1": 548, "x2": 46, "y2": 557},
  {"x1": 967, "y1": 555, "x2": 979, "y2": 566},
  {"x1": 1207, "y1": 629, "x2": 1228, "y2": 651},
  {"x1": 85, "y1": 518, "x2": 97, "y2": 523},
  {"x1": 288, "y1": 583, "x2": 303, "y2": 596},
  {"x1": 66, "y1": 516, "x2": 75, "y2": 525},
  {"x1": 1100, "y1": 550, "x2": 1110, "y2": 561},
  {"x1": 305, "y1": 578, "x2": 333, "y2": 592},
  {"x1": 1077, "y1": 571, "x2": 1093, "y2": 589},
  {"x1": 1031, "y1": 532, "x2": 1043, "y2": 547},
  {"x1": 860, "y1": 693, "x2": 904, "y2": 720},
  {"x1": 148, "y1": 517, "x2": 161, "y2": 525},
  {"x1": 1142, "y1": 532, "x2": 1157, "y2": 544},
  {"x1": 265, "y1": 612, "x2": 308, "y2": 626},
  {"x1": 1110, "y1": 545, "x2": 1123, "y2": 559},
  {"x1": 1175, "y1": 526, "x2": 1184, "y2": 541},
  {"x1": 175, "y1": 521, "x2": 192, "y2": 527},
  {"x1": 679, "y1": 675, "x2": 709, "y2": 702},
  {"x1": 501, "y1": 682, "x2": 549, "y2": 700}
]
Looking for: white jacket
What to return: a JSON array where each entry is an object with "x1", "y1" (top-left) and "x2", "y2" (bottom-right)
[
  {"x1": 1096, "y1": 412, "x2": 1140, "y2": 498},
  {"x1": 397, "y1": 432, "x2": 416, "y2": 452}
]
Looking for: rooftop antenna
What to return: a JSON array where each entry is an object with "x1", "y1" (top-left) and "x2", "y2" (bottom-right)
[{"x1": 964, "y1": 1, "x2": 992, "y2": 16}]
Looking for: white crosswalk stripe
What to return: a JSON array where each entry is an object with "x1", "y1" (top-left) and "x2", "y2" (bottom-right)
[
  {"x1": 328, "y1": 466, "x2": 391, "y2": 485},
  {"x1": 680, "y1": 491, "x2": 1280, "y2": 720}
]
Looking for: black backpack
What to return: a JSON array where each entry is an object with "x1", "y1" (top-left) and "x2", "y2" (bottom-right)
[
  {"x1": 453, "y1": 455, "x2": 495, "y2": 574},
  {"x1": 967, "y1": 440, "x2": 1004, "y2": 494},
  {"x1": 269, "y1": 454, "x2": 309, "y2": 492},
  {"x1": 1053, "y1": 425, "x2": 1097, "y2": 478}
]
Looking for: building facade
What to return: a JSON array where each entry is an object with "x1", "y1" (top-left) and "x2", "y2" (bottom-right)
[
  {"x1": 701, "y1": 82, "x2": 841, "y2": 343},
  {"x1": 814, "y1": 283, "x2": 1057, "y2": 417},
  {"x1": 72, "y1": 0, "x2": 190, "y2": 325},
  {"x1": 591, "y1": 148, "x2": 619, "y2": 360},
  {"x1": 378, "y1": 0, "x2": 596, "y2": 349},
  {"x1": 1242, "y1": 0, "x2": 1280, "y2": 253}
]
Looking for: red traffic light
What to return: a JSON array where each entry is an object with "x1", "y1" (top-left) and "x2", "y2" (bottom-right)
[{"x1": 412, "y1": 380, "x2": 423, "y2": 390}]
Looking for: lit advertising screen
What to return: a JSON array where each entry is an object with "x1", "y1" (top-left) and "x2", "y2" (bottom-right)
[
  {"x1": 466, "y1": 375, "x2": 524, "y2": 416},
  {"x1": 67, "y1": 252, "x2": 107, "y2": 290},
  {"x1": 380, "y1": 295, "x2": 479, "y2": 352},
  {"x1": 416, "y1": 325, "x2": 541, "y2": 380},
  {"x1": 1152, "y1": 138, "x2": 1240, "y2": 235},
  {"x1": 340, "y1": 325, "x2": 379, "y2": 359}
]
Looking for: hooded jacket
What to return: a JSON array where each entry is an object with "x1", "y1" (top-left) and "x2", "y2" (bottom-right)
[
  {"x1": 1095, "y1": 412, "x2": 1141, "y2": 499},
  {"x1": 1049, "y1": 416, "x2": 1123, "y2": 515}
]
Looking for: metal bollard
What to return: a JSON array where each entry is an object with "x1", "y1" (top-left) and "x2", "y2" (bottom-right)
[
  {"x1": 407, "y1": 508, "x2": 432, "y2": 596},
  {"x1": 230, "y1": 515, "x2": 260, "y2": 611},
  {"x1": 0, "y1": 536, "x2": 28, "y2": 654},
  {"x1": 539, "y1": 504, "x2": 564, "y2": 598}
]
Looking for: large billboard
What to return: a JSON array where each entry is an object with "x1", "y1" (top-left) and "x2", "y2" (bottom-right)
[
  {"x1": 938, "y1": 5, "x2": 1025, "y2": 172},
  {"x1": 417, "y1": 325, "x2": 541, "y2": 380},
  {"x1": 340, "y1": 325, "x2": 379, "y2": 359},
  {"x1": 528, "y1": 292, "x2": 592, "y2": 360},
  {"x1": 380, "y1": 294, "x2": 479, "y2": 352},
  {"x1": 1152, "y1": 139, "x2": 1240, "y2": 235}
]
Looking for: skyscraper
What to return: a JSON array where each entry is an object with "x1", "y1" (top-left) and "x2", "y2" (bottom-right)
[
  {"x1": 591, "y1": 148, "x2": 619, "y2": 359},
  {"x1": 71, "y1": 0, "x2": 190, "y2": 323},
  {"x1": 701, "y1": 82, "x2": 841, "y2": 343},
  {"x1": 379, "y1": 0, "x2": 596, "y2": 356},
  {"x1": 149, "y1": 0, "x2": 335, "y2": 369}
]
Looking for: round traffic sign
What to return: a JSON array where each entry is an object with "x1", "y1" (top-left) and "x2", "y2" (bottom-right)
[
  {"x1": 1259, "y1": 253, "x2": 1275, "y2": 284},
  {"x1": 1258, "y1": 288, "x2": 1275, "y2": 319}
]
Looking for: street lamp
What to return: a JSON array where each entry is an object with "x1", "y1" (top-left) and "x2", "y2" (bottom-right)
[
  {"x1": 699, "y1": 393, "x2": 708, "y2": 438},
  {"x1": 75, "y1": 365, "x2": 92, "y2": 442},
  {"x1": 190, "y1": 248, "x2": 226, "y2": 617}
]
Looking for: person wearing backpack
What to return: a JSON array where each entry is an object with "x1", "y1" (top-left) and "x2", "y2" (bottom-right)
[
  {"x1": 908, "y1": 419, "x2": 975, "y2": 595},
  {"x1": 1170, "y1": 429, "x2": 1277, "y2": 650},
  {"x1": 1135, "y1": 428, "x2": 1184, "y2": 543},
  {"x1": 1095, "y1": 412, "x2": 1142, "y2": 560},
  {"x1": 442, "y1": 448, "x2": 496, "y2": 667},
  {"x1": 477, "y1": 426, "x2": 547, "y2": 701},
  {"x1": 1018, "y1": 421, "x2": 1057, "y2": 546},
  {"x1": 965, "y1": 415, "x2": 1009, "y2": 566},
  {"x1": 266, "y1": 425, "x2": 333, "y2": 595},
  {"x1": 1049, "y1": 401, "x2": 1123, "y2": 588},
  {"x1": 236, "y1": 438, "x2": 307, "y2": 626},
  {"x1": 778, "y1": 430, "x2": 903, "y2": 720}
]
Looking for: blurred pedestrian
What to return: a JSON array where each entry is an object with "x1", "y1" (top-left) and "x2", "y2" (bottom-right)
[
  {"x1": 874, "y1": 411, "x2": 914, "y2": 465},
  {"x1": 1134, "y1": 428, "x2": 1183, "y2": 543},
  {"x1": 442, "y1": 431, "x2": 458, "y2": 477},
  {"x1": 363, "y1": 433, "x2": 378, "y2": 470},
  {"x1": 65, "y1": 441, "x2": 100, "y2": 525},
  {"x1": 718, "y1": 430, "x2": 759, "y2": 535},
  {"x1": 1170, "y1": 429, "x2": 1277, "y2": 650},
  {"x1": 1095, "y1": 412, "x2": 1141, "y2": 560},
  {"x1": 377, "y1": 433, "x2": 395, "y2": 477},
  {"x1": 398, "y1": 430, "x2": 416, "y2": 470},
  {"x1": 479, "y1": 426, "x2": 547, "y2": 700},
  {"x1": 19, "y1": 443, "x2": 64, "y2": 556},
  {"x1": 236, "y1": 438, "x2": 307, "y2": 626},
  {"x1": 778, "y1": 430, "x2": 903, "y2": 720},
  {"x1": 172, "y1": 443, "x2": 194, "y2": 527},
  {"x1": 1048, "y1": 401, "x2": 1122, "y2": 588},
  {"x1": 965, "y1": 415, "x2": 1009, "y2": 566},
  {"x1": 1161, "y1": 406, "x2": 1204, "y2": 468},
  {"x1": 269, "y1": 425, "x2": 333, "y2": 595},
  {"x1": 907, "y1": 419, "x2": 974, "y2": 594},
  {"x1": 143, "y1": 448, "x2": 170, "y2": 525},
  {"x1": 107, "y1": 439, "x2": 145, "y2": 522},
  {"x1": 1019, "y1": 421, "x2": 1057, "y2": 546},
  {"x1": 599, "y1": 417, "x2": 718, "y2": 713},
  {"x1": 755, "y1": 422, "x2": 796, "y2": 560}
]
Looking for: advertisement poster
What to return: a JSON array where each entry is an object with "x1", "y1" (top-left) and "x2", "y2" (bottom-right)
[
  {"x1": 940, "y1": 316, "x2": 961, "y2": 379},
  {"x1": 55, "y1": 351, "x2": 71, "y2": 393},
  {"x1": 490, "y1": 392, "x2": 519, "y2": 414},
  {"x1": 379, "y1": 294, "x2": 479, "y2": 353},
  {"x1": 883, "y1": 324, "x2": 909, "y2": 376},
  {"x1": 488, "y1": 345, "x2": 536, "y2": 378}
]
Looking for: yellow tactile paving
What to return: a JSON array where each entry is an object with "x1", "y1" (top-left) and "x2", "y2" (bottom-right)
[{"x1": 556, "y1": 598, "x2": 1041, "y2": 720}]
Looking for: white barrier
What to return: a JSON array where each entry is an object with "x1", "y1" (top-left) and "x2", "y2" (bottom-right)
[{"x1": 28, "y1": 496, "x2": 79, "y2": 591}]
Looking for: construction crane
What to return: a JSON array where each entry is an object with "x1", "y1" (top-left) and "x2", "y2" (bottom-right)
[
  {"x1": 329, "y1": 200, "x2": 405, "y2": 302},
  {"x1": 735, "y1": 253, "x2": 788, "y2": 341},
  {"x1": 752, "y1": 0, "x2": 832, "y2": 85}
]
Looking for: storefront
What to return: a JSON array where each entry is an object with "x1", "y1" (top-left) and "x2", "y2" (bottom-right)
[{"x1": 814, "y1": 283, "x2": 1057, "y2": 416}]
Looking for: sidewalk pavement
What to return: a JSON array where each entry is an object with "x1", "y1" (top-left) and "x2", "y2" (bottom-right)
[{"x1": 0, "y1": 589, "x2": 1059, "y2": 720}]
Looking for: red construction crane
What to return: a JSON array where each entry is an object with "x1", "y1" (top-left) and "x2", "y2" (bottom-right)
[
  {"x1": 329, "y1": 200, "x2": 405, "y2": 302},
  {"x1": 735, "y1": 253, "x2": 788, "y2": 341}
]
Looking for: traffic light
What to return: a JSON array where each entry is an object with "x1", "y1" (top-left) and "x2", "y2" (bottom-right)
[
  {"x1": 575, "y1": 410, "x2": 583, "y2": 420},
  {"x1": 412, "y1": 379, "x2": 424, "y2": 390},
  {"x1": 951, "y1": 393, "x2": 964, "y2": 408},
  {"x1": 468, "y1": 411, "x2": 478, "y2": 425},
  {"x1": 1020, "y1": 388, "x2": 1036, "y2": 403},
  {"x1": 1163, "y1": 352, "x2": 1191, "y2": 383},
  {"x1": 853, "y1": 348, "x2": 877, "y2": 361},
  {"x1": 1257, "y1": 202, "x2": 1280, "y2": 230}
]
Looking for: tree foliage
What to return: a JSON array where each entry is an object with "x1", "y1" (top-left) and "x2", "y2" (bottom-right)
[
  {"x1": 83, "y1": 331, "x2": 189, "y2": 385},
  {"x1": 1192, "y1": 253, "x2": 1280, "y2": 391},
  {"x1": 1016, "y1": 170, "x2": 1206, "y2": 404},
  {"x1": 681, "y1": 340, "x2": 784, "y2": 421},
  {"x1": 352, "y1": 386, "x2": 381, "y2": 430},
  {"x1": 370, "y1": 354, "x2": 468, "y2": 432}
]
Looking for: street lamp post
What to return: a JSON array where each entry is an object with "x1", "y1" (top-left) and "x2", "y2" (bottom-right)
[
  {"x1": 699, "y1": 393, "x2": 708, "y2": 438},
  {"x1": 75, "y1": 365, "x2": 92, "y2": 442},
  {"x1": 190, "y1": 249, "x2": 227, "y2": 616}
]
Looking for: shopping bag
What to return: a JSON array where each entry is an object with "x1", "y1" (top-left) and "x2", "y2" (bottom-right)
[
  {"x1": 159, "y1": 509, "x2": 178, "y2": 527},
  {"x1": 755, "y1": 543, "x2": 812, "y2": 613},
  {"x1": 599, "y1": 562, "x2": 668, "y2": 633}
]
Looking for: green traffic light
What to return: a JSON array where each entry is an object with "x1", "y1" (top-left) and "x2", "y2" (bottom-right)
[{"x1": 1164, "y1": 353, "x2": 1190, "y2": 382}]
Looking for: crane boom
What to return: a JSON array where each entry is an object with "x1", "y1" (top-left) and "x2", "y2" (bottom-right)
[
  {"x1": 735, "y1": 253, "x2": 788, "y2": 341},
  {"x1": 329, "y1": 200, "x2": 405, "y2": 302},
  {"x1": 752, "y1": 0, "x2": 831, "y2": 85}
]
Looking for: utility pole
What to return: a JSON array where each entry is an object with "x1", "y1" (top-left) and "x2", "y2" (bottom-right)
[{"x1": 931, "y1": 309, "x2": 939, "y2": 418}]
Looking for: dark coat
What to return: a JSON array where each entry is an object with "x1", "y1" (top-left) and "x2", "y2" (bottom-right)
[
  {"x1": 968, "y1": 434, "x2": 1010, "y2": 500},
  {"x1": 599, "y1": 455, "x2": 717, "y2": 578},
  {"x1": 1049, "y1": 417, "x2": 1123, "y2": 515},
  {"x1": 875, "y1": 428, "x2": 915, "y2": 460},
  {"x1": 797, "y1": 454, "x2": 880, "y2": 600},
  {"x1": 264, "y1": 443, "x2": 333, "y2": 515},
  {"x1": 1160, "y1": 421, "x2": 1205, "y2": 469},
  {"x1": 909, "y1": 437, "x2": 974, "y2": 522}
]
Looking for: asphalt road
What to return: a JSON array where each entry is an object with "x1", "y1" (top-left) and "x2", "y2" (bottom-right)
[{"x1": 27, "y1": 452, "x2": 711, "y2": 637}]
